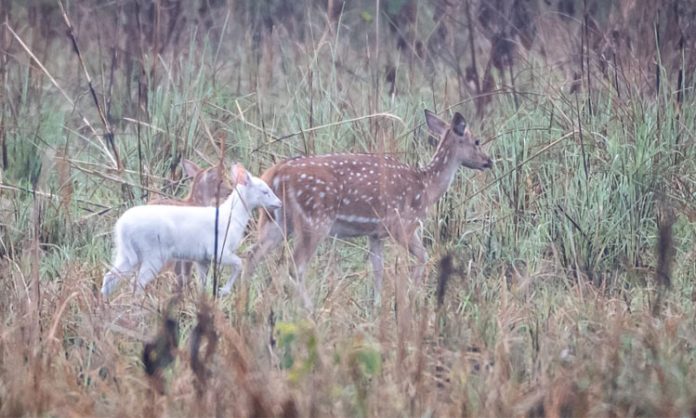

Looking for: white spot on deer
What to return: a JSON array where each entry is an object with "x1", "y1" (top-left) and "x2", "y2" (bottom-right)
[
  {"x1": 337, "y1": 214, "x2": 380, "y2": 223},
  {"x1": 319, "y1": 192, "x2": 326, "y2": 199},
  {"x1": 297, "y1": 190, "x2": 304, "y2": 197},
  {"x1": 300, "y1": 173, "x2": 307, "y2": 179},
  {"x1": 342, "y1": 198, "x2": 350, "y2": 204},
  {"x1": 272, "y1": 177, "x2": 281, "y2": 189}
]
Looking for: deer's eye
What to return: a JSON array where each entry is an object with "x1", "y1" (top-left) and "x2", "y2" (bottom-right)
[{"x1": 475, "y1": 140, "x2": 480, "y2": 146}]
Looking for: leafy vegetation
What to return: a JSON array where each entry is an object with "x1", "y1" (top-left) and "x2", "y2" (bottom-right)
[{"x1": 1, "y1": 0, "x2": 695, "y2": 416}]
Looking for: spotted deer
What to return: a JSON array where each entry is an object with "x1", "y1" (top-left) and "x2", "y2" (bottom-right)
[
  {"x1": 148, "y1": 159, "x2": 234, "y2": 286},
  {"x1": 244, "y1": 110, "x2": 493, "y2": 302}
]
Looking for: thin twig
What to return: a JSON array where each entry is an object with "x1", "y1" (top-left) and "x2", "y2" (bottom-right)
[{"x1": 250, "y1": 112, "x2": 405, "y2": 154}]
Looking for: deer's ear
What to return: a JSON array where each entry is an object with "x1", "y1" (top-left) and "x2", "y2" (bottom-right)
[
  {"x1": 182, "y1": 159, "x2": 201, "y2": 178},
  {"x1": 452, "y1": 112, "x2": 467, "y2": 136},
  {"x1": 424, "y1": 109, "x2": 448, "y2": 139},
  {"x1": 231, "y1": 163, "x2": 249, "y2": 186}
]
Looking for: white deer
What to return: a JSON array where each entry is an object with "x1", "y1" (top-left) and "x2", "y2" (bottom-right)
[
  {"x1": 148, "y1": 159, "x2": 234, "y2": 286},
  {"x1": 244, "y1": 110, "x2": 492, "y2": 303},
  {"x1": 101, "y1": 164, "x2": 282, "y2": 297}
]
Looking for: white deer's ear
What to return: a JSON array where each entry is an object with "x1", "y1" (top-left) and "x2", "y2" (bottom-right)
[
  {"x1": 424, "y1": 109, "x2": 448, "y2": 139},
  {"x1": 181, "y1": 159, "x2": 202, "y2": 178},
  {"x1": 231, "y1": 163, "x2": 249, "y2": 186},
  {"x1": 452, "y1": 112, "x2": 467, "y2": 136}
]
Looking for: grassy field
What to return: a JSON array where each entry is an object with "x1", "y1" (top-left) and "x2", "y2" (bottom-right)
[{"x1": 1, "y1": 0, "x2": 695, "y2": 416}]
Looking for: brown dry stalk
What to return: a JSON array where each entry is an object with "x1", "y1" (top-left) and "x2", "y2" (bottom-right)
[
  {"x1": 56, "y1": 0, "x2": 122, "y2": 171},
  {"x1": 190, "y1": 301, "x2": 218, "y2": 396}
]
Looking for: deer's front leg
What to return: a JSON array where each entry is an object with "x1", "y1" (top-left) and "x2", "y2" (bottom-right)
[
  {"x1": 219, "y1": 254, "x2": 242, "y2": 296},
  {"x1": 290, "y1": 223, "x2": 330, "y2": 310},
  {"x1": 394, "y1": 224, "x2": 428, "y2": 285},
  {"x1": 368, "y1": 236, "x2": 385, "y2": 302},
  {"x1": 407, "y1": 231, "x2": 428, "y2": 284}
]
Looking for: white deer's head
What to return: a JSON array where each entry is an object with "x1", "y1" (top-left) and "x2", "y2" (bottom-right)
[{"x1": 231, "y1": 164, "x2": 282, "y2": 210}]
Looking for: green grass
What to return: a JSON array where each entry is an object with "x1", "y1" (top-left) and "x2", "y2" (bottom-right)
[{"x1": 1, "y1": 1, "x2": 695, "y2": 416}]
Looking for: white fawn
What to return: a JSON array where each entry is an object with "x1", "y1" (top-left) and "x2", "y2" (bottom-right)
[
  {"x1": 101, "y1": 164, "x2": 282, "y2": 297},
  {"x1": 244, "y1": 110, "x2": 492, "y2": 300},
  {"x1": 148, "y1": 159, "x2": 234, "y2": 285}
]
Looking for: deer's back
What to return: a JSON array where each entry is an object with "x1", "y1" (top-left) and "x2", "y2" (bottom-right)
[{"x1": 266, "y1": 154, "x2": 428, "y2": 237}]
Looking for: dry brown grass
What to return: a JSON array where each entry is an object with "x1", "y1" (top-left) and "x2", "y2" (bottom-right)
[{"x1": 1, "y1": 0, "x2": 696, "y2": 416}]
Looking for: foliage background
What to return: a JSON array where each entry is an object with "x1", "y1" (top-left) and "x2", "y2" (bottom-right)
[{"x1": 1, "y1": 0, "x2": 695, "y2": 416}]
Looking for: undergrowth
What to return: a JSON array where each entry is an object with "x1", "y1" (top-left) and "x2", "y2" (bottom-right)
[{"x1": 1, "y1": 1, "x2": 695, "y2": 416}]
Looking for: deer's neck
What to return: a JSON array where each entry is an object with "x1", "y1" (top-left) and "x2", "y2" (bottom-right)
[
  {"x1": 420, "y1": 137, "x2": 460, "y2": 206},
  {"x1": 218, "y1": 188, "x2": 252, "y2": 230}
]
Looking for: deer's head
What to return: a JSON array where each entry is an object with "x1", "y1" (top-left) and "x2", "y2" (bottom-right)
[
  {"x1": 231, "y1": 163, "x2": 282, "y2": 210},
  {"x1": 182, "y1": 159, "x2": 235, "y2": 205},
  {"x1": 424, "y1": 110, "x2": 493, "y2": 171}
]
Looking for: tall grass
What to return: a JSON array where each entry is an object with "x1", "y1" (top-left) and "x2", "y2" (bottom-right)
[{"x1": 1, "y1": 0, "x2": 695, "y2": 416}]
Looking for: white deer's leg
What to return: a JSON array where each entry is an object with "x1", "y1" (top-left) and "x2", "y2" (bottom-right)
[
  {"x1": 102, "y1": 257, "x2": 137, "y2": 296},
  {"x1": 368, "y1": 236, "x2": 385, "y2": 302},
  {"x1": 219, "y1": 254, "x2": 242, "y2": 296},
  {"x1": 196, "y1": 261, "x2": 210, "y2": 288},
  {"x1": 175, "y1": 261, "x2": 193, "y2": 289},
  {"x1": 134, "y1": 258, "x2": 165, "y2": 294}
]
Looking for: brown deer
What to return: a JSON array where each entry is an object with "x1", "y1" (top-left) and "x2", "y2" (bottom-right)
[
  {"x1": 148, "y1": 159, "x2": 234, "y2": 287},
  {"x1": 243, "y1": 110, "x2": 492, "y2": 304}
]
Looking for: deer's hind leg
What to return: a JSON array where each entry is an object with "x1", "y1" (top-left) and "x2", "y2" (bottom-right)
[{"x1": 102, "y1": 253, "x2": 138, "y2": 297}]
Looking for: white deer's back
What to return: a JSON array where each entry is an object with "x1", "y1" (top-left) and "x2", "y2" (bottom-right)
[{"x1": 114, "y1": 204, "x2": 240, "y2": 261}]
